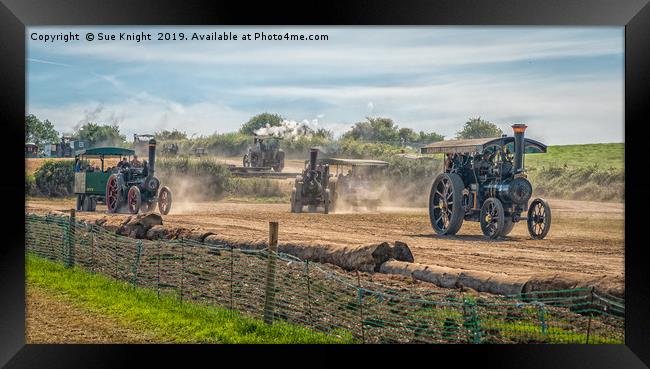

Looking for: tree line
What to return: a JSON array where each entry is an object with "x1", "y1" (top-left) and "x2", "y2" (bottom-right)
[{"x1": 25, "y1": 112, "x2": 504, "y2": 152}]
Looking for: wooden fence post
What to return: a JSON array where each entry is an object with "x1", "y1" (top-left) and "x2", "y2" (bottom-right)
[
  {"x1": 586, "y1": 287, "x2": 595, "y2": 344},
  {"x1": 263, "y1": 222, "x2": 279, "y2": 324},
  {"x1": 65, "y1": 209, "x2": 76, "y2": 268}
]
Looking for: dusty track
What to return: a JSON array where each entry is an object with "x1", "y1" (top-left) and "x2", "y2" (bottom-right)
[{"x1": 26, "y1": 197, "x2": 624, "y2": 290}]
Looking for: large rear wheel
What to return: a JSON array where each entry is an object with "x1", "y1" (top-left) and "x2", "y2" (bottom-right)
[
  {"x1": 105, "y1": 174, "x2": 121, "y2": 213},
  {"x1": 527, "y1": 198, "x2": 551, "y2": 239},
  {"x1": 158, "y1": 186, "x2": 172, "y2": 215},
  {"x1": 127, "y1": 186, "x2": 141, "y2": 214},
  {"x1": 480, "y1": 197, "x2": 505, "y2": 239},
  {"x1": 429, "y1": 173, "x2": 465, "y2": 235}
]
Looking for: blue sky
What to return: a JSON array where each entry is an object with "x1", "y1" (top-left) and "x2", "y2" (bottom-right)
[{"x1": 27, "y1": 27, "x2": 624, "y2": 145}]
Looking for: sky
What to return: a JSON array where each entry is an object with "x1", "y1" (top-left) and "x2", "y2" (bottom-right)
[{"x1": 26, "y1": 27, "x2": 624, "y2": 145}]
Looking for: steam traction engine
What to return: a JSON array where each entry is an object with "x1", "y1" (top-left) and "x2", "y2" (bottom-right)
[
  {"x1": 290, "y1": 148, "x2": 334, "y2": 214},
  {"x1": 420, "y1": 124, "x2": 551, "y2": 239},
  {"x1": 243, "y1": 135, "x2": 285, "y2": 172},
  {"x1": 105, "y1": 139, "x2": 173, "y2": 215}
]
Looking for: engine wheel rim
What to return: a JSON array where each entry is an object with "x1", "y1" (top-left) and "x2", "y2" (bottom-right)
[
  {"x1": 128, "y1": 188, "x2": 139, "y2": 213},
  {"x1": 106, "y1": 177, "x2": 119, "y2": 211},
  {"x1": 432, "y1": 177, "x2": 454, "y2": 231},
  {"x1": 530, "y1": 201, "x2": 547, "y2": 236}
]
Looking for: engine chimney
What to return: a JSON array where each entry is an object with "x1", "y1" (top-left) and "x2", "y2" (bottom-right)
[
  {"x1": 148, "y1": 138, "x2": 156, "y2": 177},
  {"x1": 512, "y1": 124, "x2": 527, "y2": 173},
  {"x1": 309, "y1": 148, "x2": 319, "y2": 172}
]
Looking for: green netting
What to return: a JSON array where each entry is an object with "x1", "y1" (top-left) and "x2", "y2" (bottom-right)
[{"x1": 24, "y1": 213, "x2": 625, "y2": 344}]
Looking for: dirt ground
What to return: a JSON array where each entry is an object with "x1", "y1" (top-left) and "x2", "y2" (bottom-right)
[
  {"x1": 26, "y1": 285, "x2": 159, "y2": 343},
  {"x1": 26, "y1": 197, "x2": 624, "y2": 289}
]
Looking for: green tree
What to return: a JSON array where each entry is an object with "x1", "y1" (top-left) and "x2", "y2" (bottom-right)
[
  {"x1": 456, "y1": 117, "x2": 503, "y2": 139},
  {"x1": 313, "y1": 128, "x2": 334, "y2": 140},
  {"x1": 343, "y1": 117, "x2": 444, "y2": 144},
  {"x1": 418, "y1": 131, "x2": 445, "y2": 144},
  {"x1": 155, "y1": 129, "x2": 188, "y2": 141},
  {"x1": 25, "y1": 114, "x2": 59, "y2": 145},
  {"x1": 343, "y1": 117, "x2": 399, "y2": 142},
  {"x1": 76, "y1": 123, "x2": 126, "y2": 147},
  {"x1": 239, "y1": 113, "x2": 284, "y2": 135}
]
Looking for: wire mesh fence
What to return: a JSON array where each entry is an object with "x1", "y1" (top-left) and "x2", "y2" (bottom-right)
[{"x1": 25, "y1": 212, "x2": 624, "y2": 344}]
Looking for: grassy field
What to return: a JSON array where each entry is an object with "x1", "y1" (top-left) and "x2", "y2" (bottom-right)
[
  {"x1": 525, "y1": 143, "x2": 624, "y2": 170},
  {"x1": 26, "y1": 255, "x2": 355, "y2": 343}
]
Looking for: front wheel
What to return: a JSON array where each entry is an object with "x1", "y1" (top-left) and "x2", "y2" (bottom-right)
[
  {"x1": 527, "y1": 198, "x2": 551, "y2": 239},
  {"x1": 105, "y1": 174, "x2": 121, "y2": 213},
  {"x1": 158, "y1": 186, "x2": 172, "y2": 215},
  {"x1": 429, "y1": 173, "x2": 465, "y2": 235},
  {"x1": 127, "y1": 186, "x2": 141, "y2": 214},
  {"x1": 480, "y1": 197, "x2": 505, "y2": 239}
]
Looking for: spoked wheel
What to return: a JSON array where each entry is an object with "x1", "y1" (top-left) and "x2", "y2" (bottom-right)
[
  {"x1": 158, "y1": 186, "x2": 173, "y2": 215},
  {"x1": 480, "y1": 197, "x2": 505, "y2": 239},
  {"x1": 105, "y1": 174, "x2": 121, "y2": 213},
  {"x1": 127, "y1": 186, "x2": 142, "y2": 214},
  {"x1": 429, "y1": 173, "x2": 465, "y2": 235},
  {"x1": 527, "y1": 198, "x2": 551, "y2": 239}
]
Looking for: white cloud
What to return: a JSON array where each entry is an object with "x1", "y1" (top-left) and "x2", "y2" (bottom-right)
[{"x1": 28, "y1": 99, "x2": 251, "y2": 140}]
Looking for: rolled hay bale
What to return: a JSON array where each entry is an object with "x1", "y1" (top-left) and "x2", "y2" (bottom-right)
[
  {"x1": 392, "y1": 241, "x2": 414, "y2": 263},
  {"x1": 145, "y1": 224, "x2": 176, "y2": 240},
  {"x1": 203, "y1": 234, "x2": 226, "y2": 246},
  {"x1": 380, "y1": 261, "x2": 528, "y2": 295},
  {"x1": 278, "y1": 241, "x2": 412, "y2": 272},
  {"x1": 522, "y1": 273, "x2": 624, "y2": 299},
  {"x1": 116, "y1": 213, "x2": 163, "y2": 239},
  {"x1": 186, "y1": 229, "x2": 216, "y2": 243},
  {"x1": 95, "y1": 215, "x2": 132, "y2": 233}
]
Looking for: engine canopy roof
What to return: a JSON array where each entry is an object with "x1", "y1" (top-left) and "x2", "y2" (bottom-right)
[{"x1": 420, "y1": 137, "x2": 547, "y2": 154}]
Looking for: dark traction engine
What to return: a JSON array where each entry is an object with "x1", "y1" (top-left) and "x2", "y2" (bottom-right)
[
  {"x1": 105, "y1": 139, "x2": 173, "y2": 215},
  {"x1": 290, "y1": 148, "x2": 334, "y2": 214},
  {"x1": 426, "y1": 124, "x2": 551, "y2": 239}
]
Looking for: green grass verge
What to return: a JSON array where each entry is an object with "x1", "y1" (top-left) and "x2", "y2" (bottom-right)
[
  {"x1": 26, "y1": 255, "x2": 355, "y2": 344},
  {"x1": 526, "y1": 143, "x2": 623, "y2": 170}
]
